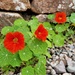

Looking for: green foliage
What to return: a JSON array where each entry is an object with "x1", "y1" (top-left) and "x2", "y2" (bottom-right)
[
  {"x1": 19, "y1": 46, "x2": 33, "y2": 61},
  {"x1": 28, "y1": 38, "x2": 48, "y2": 55},
  {"x1": 21, "y1": 66, "x2": 34, "y2": 75},
  {"x1": 47, "y1": 14, "x2": 55, "y2": 20},
  {"x1": 70, "y1": 13, "x2": 75, "y2": 23},
  {"x1": 1, "y1": 26, "x2": 14, "y2": 35},
  {"x1": 34, "y1": 62, "x2": 46, "y2": 75},
  {"x1": 53, "y1": 34, "x2": 64, "y2": 47},
  {"x1": 0, "y1": 12, "x2": 75, "y2": 75},
  {"x1": 0, "y1": 45, "x2": 21, "y2": 67}
]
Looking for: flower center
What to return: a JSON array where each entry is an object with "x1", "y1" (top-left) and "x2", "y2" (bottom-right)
[
  {"x1": 59, "y1": 16, "x2": 62, "y2": 20},
  {"x1": 38, "y1": 32, "x2": 41, "y2": 35},
  {"x1": 13, "y1": 38, "x2": 18, "y2": 43}
]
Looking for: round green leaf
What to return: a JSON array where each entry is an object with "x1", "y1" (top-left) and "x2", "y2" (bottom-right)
[
  {"x1": 21, "y1": 66, "x2": 34, "y2": 75},
  {"x1": 28, "y1": 38, "x2": 48, "y2": 55},
  {"x1": 19, "y1": 46, "x2": 33, "y2": 61},
  {"x1": 14, "y1": 19, "x2": 28, "y2": 27},
  {"x1": 34, "y1": 62, "x2": 46, "y2": 75},
  {"x1": 70, "y1": 13, "x2": 75, "y2": 23},
  {"x1": 1, "y1": 26, "x2": 14, "y2": 35},
  {"x1": 0, "y1": 46, "x2": 21, "y2": 67},
  {"x1": 43, "y1": 22, "x2": 55, "y2": 35},
  {"x1": 38, "y1": 55, "x2": 46, "y2": 65},
  {"x1": 47, "y1": 14, "x2": 55, "y2": 20},
  {"x1": 53, "y1": 34, "x2": 64, "y2": 47},
  {"x1": 55, "y1": 24, "x2": 66, "y2": 32}
]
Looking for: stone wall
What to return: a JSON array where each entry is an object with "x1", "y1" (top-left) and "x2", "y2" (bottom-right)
[
  {"x1": 0, "y1": 0, "x2": 75, "y2": 14},
  {"x1": 0, "y1": 0, "x2": 75, "y2": 32}
]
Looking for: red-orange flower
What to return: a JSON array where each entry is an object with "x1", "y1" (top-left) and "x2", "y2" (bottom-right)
[
  {"x1": 4, "y1": 31, "x2": 25, "y2": 54},
  {"x1": 55, "y1": 12, "x2": 66, "y2": 23},
  {"x1": 34, "y1": 24, "x2": 48, "y2": 41}
]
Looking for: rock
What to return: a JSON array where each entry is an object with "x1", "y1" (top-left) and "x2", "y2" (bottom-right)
[
  {"x1": 31, "y1": 0, "x2": 74, "y2": 15},
  {"x1": 31, "y1": 0, "x2": 59, "y2": 13},
  {"x1": 65, "y1": 55, "x2": 75, "y2": 73},
  {"x1": 0, "y1": 0, "x2": 30, "y2": 11},
  {"x1": 72, "y1": 54, "x2": 75, "y2": 61},
  {"x1": 0, "y1": 12, "x2": 22, "y2": 32},
  {"x1": 51, "y1": 69, "x2": 57, "y2": 75},
  {"x1": 65, "y1": 55, "x2": 72, "y2": 66},
  {"x1": 67, "y1": 61, "x2": 75, "y2": 73},
  {"x1": 63, "y1": 73, "x2": 72, "y2": 75},
  {"x1": 50, "y1": 61, "x2": 59, "y2": 67},
  {"x1": 54, "y1": 61, "x2": 66, "y2": 73},
  {"x1": 46, "y1": 70, "x2": 50, "y2": 74},
  {"x1": 36, "y1": 14, "x2": 47, "y2": 22}
]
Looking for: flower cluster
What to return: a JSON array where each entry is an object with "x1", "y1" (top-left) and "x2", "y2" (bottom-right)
[{"x1": 3, "y1": 24, "x2": 48, "y2": 54}]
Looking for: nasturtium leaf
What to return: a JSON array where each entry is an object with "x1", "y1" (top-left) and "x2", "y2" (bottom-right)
[
  {"x1": 67, "y1": 17, "x2": 70, "y2": 22},
  {"x1": 55, "y1": 24, "x2": 66, "y2": 32},
  {"x1": 45, "y1": 51, "x2": 51, "y2": 58},
  {"x1": 66, "y1": 29, "x2": 74, "y2": 36},
  {"x1": 14, "y1": 19, "x2": 28, "y2": 27},
  {"x1": 21, "y1": 66, "x2": 34, "y2": 75},
  {"x1": 43, "y1": 22, "x2": 55, "y2": 34},
  {"x1": 28, "y1": 19, "x2": 39, "y2": 33},
  {"x1": 1, "y1": 26, "x2": 14, "y2": 35},
  {"x1": 34, "y1": 62, "x2": 46, "y2": 75},
  {"x1": 47, "y1": 14, "x2": 55, "y2": 20},
  {"x1": 37, "y1": 55, "x2": 46, "y2": 65},
  {"x1": 46, "y1": 40, "x2": 52, "y2": 48},
  {"x1": 0, "y1": 46, "x2": 21, "y2": 67},
  {"x1": 64, "y1": 23, "x2": 70, "y2": 29},
  {"x1": 19, "y1": 46, "x2": 33, "y2": 61},
  {"x1": 70, "y1": 13, "x2": 75, "y2": 23},
  {"x1": 53, "y1": 34, "x2": 64, "y2": 47},
  {"x1": 16, "y1": 25, "x2": 31, "y2": 42},
  {"x1": 28, "y1": 38, "x2": 48, "y2": 55}
]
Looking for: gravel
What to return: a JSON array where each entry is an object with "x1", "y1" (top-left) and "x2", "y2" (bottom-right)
[{"x1": 46, "y1": 43, "x2": 75, "y2": 75}]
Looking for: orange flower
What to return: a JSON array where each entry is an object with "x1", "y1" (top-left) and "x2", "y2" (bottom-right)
[
  {"x1": 34, "y1": 24, "x2": 48, "y2": 41},
  {"x1": 4, "y1": 32, "x2": 25, "y2": 54},
  {"x1": 55, "y1": 12, "x2": 66, "y2": 23}
]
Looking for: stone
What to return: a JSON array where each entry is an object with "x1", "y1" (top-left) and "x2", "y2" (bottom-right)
[
  {"x1": 65, "y1": 55, "x2": 75, "y2": 73},
  {"x1": 50, "y1": 61, "x2": 59, "y2": 67},
  {"x1": 63, "y1": 73, "x2": 72, "y2": 75},
  {"x1": 46, "y1": 70, "x2": 50, "y2": 74},
  {"x1": 0, "y1": 12, "x2": 22, "y2": 32},
  {"x1": 36, "y1": 14, "x2": 47, "y2": 22},
  {"x1": 65, "y1": 55, "x2": 72, "y2": 66},
  {"x1": 0, "y1": 0, "x2": 30, "y2": 11},
  {"x1": 51, "y1": 69, "x2": 57, "y2": 75},
  {"x1": 31, "y1": 0, "x2": 74, "y2": 15},
  {"x1": 54, "y1": 61, "x2": 66, "y2": 73},
  {"x1": 67, "y1": 61, "x2": 75, "y2": 73},
  {"x1": 31, "y1": 0, "x2": 59, "y2": 13}
]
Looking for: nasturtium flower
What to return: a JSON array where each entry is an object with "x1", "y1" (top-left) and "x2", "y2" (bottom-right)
[
  {"x1": 4, "y1": 31, "x2": 25, "y2": 54},
  {"x1": 34, "y1": 24, "x2": 48, "y2": 42},
  {"x1": 55, "y1": 12, "x2": 66, "y2": 23}
]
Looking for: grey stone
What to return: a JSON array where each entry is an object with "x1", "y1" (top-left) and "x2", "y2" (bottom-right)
[
  {"x1": 54, "y1": 61, "x2": 66, "y2": 73},
  {"x1": 65, "y1": 55, "x2": 72, "y2": 66},
  {"x1": 0, "y1": 0, "x2": 30, "y2": 11},
  {"x1": 0, "y1": 12, "x2": 22, "y2": 32},
  {"x1": 51, "y1": 69, "x2": 57, "y2": 75},
  {"x1": 67, "y1": 61, "x2": 75, "y2": 73},
  {"x1": 36, "y1": 14, "x2": 47, "y2": 22},
  {"x1": 31, "y1": 0, "x2": 74, "y2": 15},
  {"x1": 63, "y1": 73, "x2": 72, "y2": 75},
  {"x1": 50, "y1": 61, "x2": 59, "y2": 67}
]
